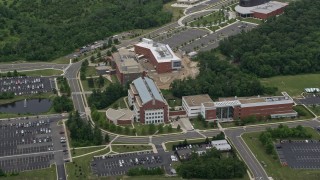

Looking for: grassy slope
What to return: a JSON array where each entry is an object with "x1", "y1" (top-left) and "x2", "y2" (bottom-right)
[
  {"x1": 72, "y1": 146, "x2": 106, "y2": 157},
  {"x1": 66, "y1": 147, "x2": 110, "y2": 180},
  {"x1": 242, "y1": 127, "x2": 320, "y2": 180},
  {"x1": 4, "y1": 165, "x2": 56, "y2": 180},
  {"x1": 112, "y1": 145, "x2": 152, "y2": 153},
  {"x1": 261, "y1": 74, "x2": 320, "y2": 97}
]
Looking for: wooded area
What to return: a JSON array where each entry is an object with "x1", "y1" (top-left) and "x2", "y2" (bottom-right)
[
  {"x1": 170, "y1": 51, "x2": 276, "y2": 99},
  {"x1": 177, "y1": 149, "x2": 246, "y2": 179},
  {"x1": 0, "y1": 0, "x2": 172, "y2": 61},
  {"x1": 66, "y1": 111, "x2": 103, "y2": 147},
  {"x1": 219, "y1": 0, "x2": 320, "y2": 77}
]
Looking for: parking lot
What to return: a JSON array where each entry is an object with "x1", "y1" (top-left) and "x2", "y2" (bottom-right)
[
  {"x1": 0, "y1": 116, "x2": 68, "y2": 173},
  {"x1": 0, "y1": 76, "x2": 54, "y2": 96},
  {"x1": 91, "y1": 150, "x2": 173, "y2": 177},
  {"x1": 276, "y1": 140, "x2": 320, "y2": 169},
  {"x1": 180, "y1": 21, "x2": 257, "y2": 53},
  {"x1": 0, "y1": 154, "x2": 54, "y2": 173},
  {"x1": 295, "y1": 94, "x2": 320, "y2": 105},
  {"x1": 160, "y1": 28, "x2": 209, "y2": 50}
]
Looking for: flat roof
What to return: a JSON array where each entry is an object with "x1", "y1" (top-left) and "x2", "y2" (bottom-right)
[
  {"x1": 113, "y1": 48, "x2": 143, "y2": 74},
  {"x1": 235, "y1": 1, "x2": 288, "y2": 15},
  {"x1": 106, "y1": 108, "x2": 134, "y2": 122},
  {"x1": 216, "y1": 95, "x2": 294, "y2": 108},
  {"x1": 183, "y1": 94, "x2": 213, "y2": 107},
  {"x1": 135, "y1": 38, "x2": 181, "y2": 63}
]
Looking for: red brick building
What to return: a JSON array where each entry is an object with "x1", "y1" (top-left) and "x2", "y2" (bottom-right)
[
  {"x1": 112, "y1": 48, "x2": 144, "y2": 85},
  {"x1": 183, "y1": 94, "x2": 297, "y2": 121},
  {"x1": 134, "y1": 38, "x2": 181, "y2": 74},
  {"x1": 235, "y1": 1, "x2": 288, "y2": 20},
  {"x1": 128, "y1": 76, "x2": 169, "y2": 124}
]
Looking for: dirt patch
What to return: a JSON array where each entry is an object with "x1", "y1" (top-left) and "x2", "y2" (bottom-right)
[{"x1": 149, "y1": 53, "x2": 199, "y2": 89}]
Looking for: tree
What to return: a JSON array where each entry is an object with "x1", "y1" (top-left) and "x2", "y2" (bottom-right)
[
  {"x1": 13, "y1": 70, "x2": 18, "y2": 77},
  {"x1": 98, "y1": 75, "x2": 105, "y2": 88},
  {"x1": 183, "y1": 139, "x2": 188, "y2": 146},
  {"x1": 111, "y1": 45, "x2": 117, "y2": 52},
  {"x1": 125, "y1": 126, "x2": 131, "y2": 135},
  {"x1": 141, "y1": 127, "x2": 146, "y2": 135},
  {"x1": 90, "y1": 56, "x2": 95, "y2": 63},
  {"x1": 87, "y1": 78, "x2": 94, "y2": 88},
  {"x1": 167, "y1": 124, "x2": 173, "y2": 133},
  {"x1": 105, "y1": 134, "x2": 110, "y2": 143},
  {"x1": 158, "y1": 124, "x2": 164, "y2": 133},
  {"x1": 107, "y1": 50, "x2": 112, "y2": 56},
  {"x1": 93, "y1": 126, "x2": 103, "y2": 145},
  {"x1": 53, "y1": 95, "x2": 74, "y2": 113},
  {"x1": 0, "y1": 168, "x2": 5, "y2": 177},
  {"x1": 148, "y1": 124, "x2": 156, "y2": 134},
  {"x1": 177, "y1": 124, "x2": 181, "y2": 131},
  {"x1": 265, "y1": 141, "x2": 274, "y2": 154}
]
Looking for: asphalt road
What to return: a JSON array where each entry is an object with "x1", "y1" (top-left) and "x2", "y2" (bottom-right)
[
  {"x1": 64, "y1": 61, "x2": 86, "y2": 113},
  {"x1": 0, "y1": 63, "x2": 68, "y2": 73}
]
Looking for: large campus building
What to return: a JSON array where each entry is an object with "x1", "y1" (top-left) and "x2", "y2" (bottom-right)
[
  {"x1": 112, "y1": 48, "x2": 144, "y2": 85},
  {"x1": 235, "y1": 0, "x2": 288, "y2": 19},
  {"x1": 182, "y1": 94, "x2": 297, "y2": 121},
  {"x1": 134, "y1": 38, "x2": 182, "y2": 74},
  {"x1": 128, "y1": 77, "x2": 169, "y2": 124}
]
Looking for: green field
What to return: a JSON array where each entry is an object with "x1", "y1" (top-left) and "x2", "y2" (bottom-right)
[
  {"x1": 22, "y1": 69, "x2": 63, "y2": 76},
  {"x1": 190, "y1": 118, "x2": 217, "y2": 130},
  {"x1": 72, "y1": 146, "x2": 106, "y2": 157},
  {"x1": 81, "y1": 77, "x2": 111, "y2": 91},
  {"x1": 261, "y1": 74, "x2": 320, "y2": 97},
  {"x1": 242, "y1": 127, "x2": 320, "y2": 180},
  {"x1": 163, "y1": 1, "x2": 184, "y2": 21},
  {"x1": 85, "y1": 66, "x2": 99, "y2": 77},
  {"x1": 66, "y1": 147, "x2": 110, "y2": 180},
  {"x1": 112, "y1": 145, "x2": 152, "y2": 153},
  {"x1": 3, "y1": 165, "x2": 56, "y2": 180},
  {"x1": 308, "y1": 105, "x2": 320, "y2": 116},
  {"x1": 189, "y1": 11, "x2": 225, "y2": 27}
]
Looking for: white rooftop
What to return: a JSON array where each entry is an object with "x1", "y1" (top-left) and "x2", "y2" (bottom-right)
[
  {"x1": 235, "y1": 1, "x2": 288, "y2": 15},
  {"x1": 135, "y1": 38, "x2": 181, "y2": 63},
  {"x1": 214, "y1": 100, "x2": 241, "y2": 107}
]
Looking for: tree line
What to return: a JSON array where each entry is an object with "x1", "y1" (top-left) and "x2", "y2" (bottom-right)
[
  {"x1": 219, "y1": 0, "x2": 320, "y2": 77},
  {"x1": 88, "y1": 83, "x2": 126, "y2": 109},
  {"x1": 0, "y1": 0, "x2": 172, "y2": 61},
  {"x1": 66, "y1": 111, "x2": 103, "y2": 147},
  {"x1": 259, "y1": 125, "x2": 312, "y2": 155},
  {"x1": 177, "y1": 148, "x2": 246, "y2": 179},
  {"x1": 170, "y1": 51, "x2": 277, "y2": 99}
]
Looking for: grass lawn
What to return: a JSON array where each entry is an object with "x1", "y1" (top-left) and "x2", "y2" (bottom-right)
[
  {"x1": 242, "y1": 127, "x2": 320, "y2": 180},
  {"x1": 260, "y1": 73, "x2": 320, "y2": 97},
  {"x1": 112, "y1": 145, "x2": 152, "y2": 153},
  {"x1": 81, "y1": 77, "x2": 111, "y2": 91},
  {"x1": 21, "y1": 69, "x2": 63, "y2": 76},
  {"x1": 190, "y1": 118, "x2": 217, "y2": 130},
  {"x1": 51, "y1": 56, "x2": 70, "y2": 64},
  {"x1": 190, "y1": 11, "x2": 225, "y2": 27},
  {"x1": 66, "y1": 147, "x2": 110, "y2": 180},
  {"x1": 165, "y1": 138, "x2": 205, "y2": 151},
  {"x1": 71, "y1": 146, "x2": 106, "y2": 157},
  {"x1": 163, "y1": 1, "x2": 184, "y2": 22},
  {"x1": 239, "y1": 17, "x2": 263, "y2": 24},
  {"x1": 161, "y1": 89, "x2": 182, "y2": 107},
  {"x1": 208, "y1": 26, "x2": 220, "y2": 32},
  {"x1": 110, "y1": 74, "x2": 119, "y2": 83},
  {"x1": 133, "y1": 122, "x2": 182, "y2": 136},
  {"x1": 86, "y1": 66, "x2": 99, "y2": 77},
  {"x1": 4, "y1": 165, "x2": 56, "y2": 180},
  {"x1": 107, "y1": 96, "x2": 127, "y2": 109},
  {"x1": 308, "y1": 105, "x2": 320, "y2": 116}
]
